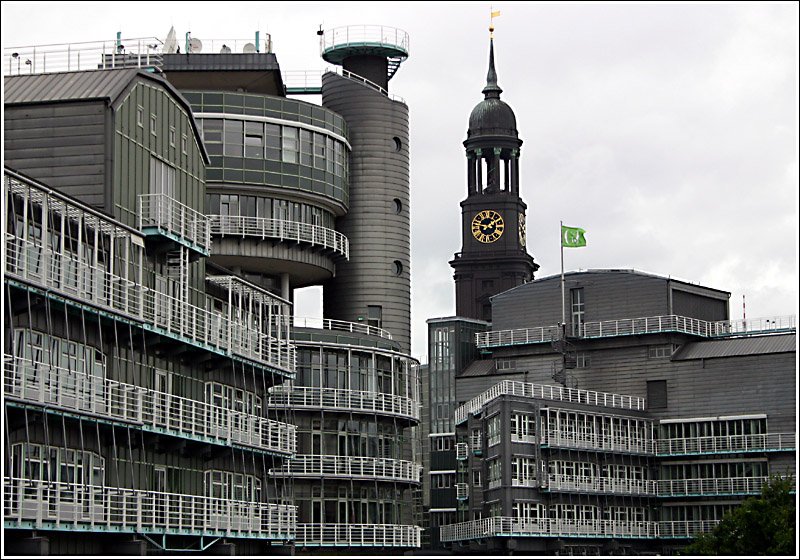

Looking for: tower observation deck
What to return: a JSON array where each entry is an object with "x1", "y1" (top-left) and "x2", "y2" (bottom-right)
[{"x1": 320, "y1": 25, "x2": 409, "y2": 90}]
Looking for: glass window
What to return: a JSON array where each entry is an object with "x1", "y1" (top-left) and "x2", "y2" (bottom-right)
[
  {"x1": 244, "y1": 121, "x2": 264, "y2": 158},
  {"x1": 282, "y1": 127, "x2": 298, "y2": 163},
  {"x1": 224, "y1": 120, "x2": 243, "y2": 157}
]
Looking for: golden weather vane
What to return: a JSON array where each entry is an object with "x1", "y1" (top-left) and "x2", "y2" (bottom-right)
[{"x1": 489, "y1": 7, "x2": 501, "y2": 38}]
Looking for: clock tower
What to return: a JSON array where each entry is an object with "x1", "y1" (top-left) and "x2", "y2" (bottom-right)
[{"x1": 449, "y1": 36, "x2": 538, "y2": 322}]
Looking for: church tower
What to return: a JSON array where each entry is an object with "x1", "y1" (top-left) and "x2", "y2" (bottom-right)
[{"x1": 449, "y1": 35, "x2": 538, "y2": 322}]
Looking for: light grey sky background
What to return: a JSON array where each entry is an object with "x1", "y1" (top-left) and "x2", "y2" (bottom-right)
[{"x1": 3, "y1": 1, "x2": 798, "y2": 361}]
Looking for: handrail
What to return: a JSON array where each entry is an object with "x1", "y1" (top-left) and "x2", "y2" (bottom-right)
[
  {"x1": 293, "y1": 316, "x2": 392, "y2": 340},
  {"x1": 4, "y1": 476, "x2": 296, "y2": 539},
  {"x1": 657, "y1": 476, "x2": 774, "y2": 497},
  {"x1": 296, "y1": 523, "x2": 420, "y2": 547},
  {"x1": 545, "y1": 474, "x2": 658, "y2": 495},
  {"x1": 139, "y1": 193, "x2": 211, "y2": 254},
  {"x1": 476, "y1": 314, "x2": 797, "y2": 348},
  {"x1": 455, "y1": 380, "x2": 646, "y2": 425},
  {"x1": 271, "y1": 454, "x2": 420, "y2": 483},
  {"x1": 268, "y1": 385, "x2": 418, "y2": 422},
  {"x1": 4, "y1": 235, "x2": 295, "y2": 374},
  {"x1": 209, "y1": 214, "x2": 349, "y2": 260},
  {"x1": 656, "y1": 432, "x2": 796, "y2": 455},
  {"x1": 542, "y1": 430, "x2": 656, "y2": 455},
  {"x1": 439, "y1": 516, "x2": 660, "y2": 542},
  {"x1": 4, "y1": 355, "x2": 296, "y2": 457}
]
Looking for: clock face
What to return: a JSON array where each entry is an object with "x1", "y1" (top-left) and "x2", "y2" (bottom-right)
[
  {"x1": 518, "y1": 212, "x2": 527, "y2": 247},
  {"x1": 471, "y1": 210, "x2": 504, "y2": 243}
]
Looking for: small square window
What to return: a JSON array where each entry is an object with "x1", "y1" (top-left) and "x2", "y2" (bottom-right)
[
  {"x1": 181, "y1": 134, "x2": 188, "y2": 154},
  {"x1": 136, "y1": 106, "x2": 144, "y2": 127},
  {"x1": 150, "y1": 114, "x2": 157, "y2": 136},
  {"x1": 169, "y1": 127, "x2": 176, "y2": 147}
]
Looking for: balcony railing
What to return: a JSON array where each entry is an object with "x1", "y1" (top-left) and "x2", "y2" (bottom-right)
[
  {"x1": 455, "y1": 483, "x2": 469, "y2": 501},
  {"x1": 209, "y1": 215, "x2": 348, "y2": 260},
  {"x1": 3, "y1": 476, "x2": 295, "y2": 539},
  {"x1": 657, "y1": 476, "x2": 773, "y2": 497},
  {"x1": 455, "y1": 443, "x2": 468, "y2": 461},
  {"x1": 4, "y1": 37, "x2": 164, "y2": 76},
  {"x1": 293, "y1": 316, "x2": 392, "y2": 340},
  {"x1": 321, "y1": 25, "x2": 410, "y2": 56},
  {"x1": 476, "y1": 314, "x2": 796, "y2": 348},
  {"x1": 542, "y1": 431, "x2": 656, "y2": 455},
  {"x1": 657, "y1": 520, "x2": 720, "y2": 539},
  {"x1": 296, "y1": 523, "x2": 420, "y2": 548},
  {"x1": 271, "y1": 455, "x2": 419, "y2": 483},
  {"x1": 139, "y1": 194, "x2": 211, "y2": 256},
  {"x1": 545, "y1": 474, "x2": 658, "y2": 496},
  {"x1": 4, "y1": 355, "x2": 296, "y2": 457},
  {"x1": 4, "y1": 235, "x2": 295, "y2": 375},
  {"x1": 439, "y1": 516, "x2": 659, "y2": 542},
  {"x1": 268, "y1": 385, "x2": 419, "y2": 422},
  {"x1": 455, "y1": 380, "x2": 646, "y2": 425},
  {"x1": 657, "y1": 433, "x2": 796, "y2": 456}
]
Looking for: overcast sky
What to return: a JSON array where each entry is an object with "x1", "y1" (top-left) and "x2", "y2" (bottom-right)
[{"x1": 3, "y1": 1, "x2": 798, "y2": 361}]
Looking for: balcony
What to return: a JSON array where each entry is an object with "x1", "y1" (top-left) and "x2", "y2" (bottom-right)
[
  {"x1": 455, "y1": 443, "x2": 468, "y2": 461},
  {"x1": 657, "y1": 520, "x2": 720, "y2": 539},
  {"x1": 439, "y1": 516, "x2": 658, "y2": 542},
  {"x1": 293, "y1": 316, "x2": 392, "y2": 341},
  {"x1": 455, "y1": 380, "x2": 646, "y2": 425},
  {"x1": 545, "y1": 474, "x2": 657, "y2": 496},
  {"x1": 320, "y1": 25, "x2": 409, "y2": 81},
  {"x1": 475, "y1": 314, "x2": 796, "y2": 348},
  {"x1": 268, "y1": 385, "x2": 418, "y2": 423},
  {"x1": 295, "y1": 523, "x2": 420, "y2": 548},
  {"x1": 209, "y1": 215, "x2": 348, "y2": 261},
  {"x1": 657, "y1": 433, "x2": 796, "y2": 456},
  {"x1": 3, "y1": 476, "x2": 296, "y2": 540},
  {"x1": 657, "y1": 476, "x2": 774, "y2": 497},
  {"x1": 271, "y1": 455, "x2": 420, "y2": 483},
  {"x1": 139, "y1": 193, "x2": 211, "y2": 257},
  {"x1": 4, "y1": 355, "x2": 296, "y2": 458},
  {"x1": 541, "y1": 431, "x2": 656, "y2": 455},
  {"x1": 4, "y1": 236, "x2": 295, "y2": 376},
  {"x1": 455, "y1": 483, "x2": 469, "y2": 501}
]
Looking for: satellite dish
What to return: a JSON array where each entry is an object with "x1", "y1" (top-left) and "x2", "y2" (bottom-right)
[
  {"x1": 163, "y1": 26, "x2": 178, "y2": 53},
  {"x1": 243, "y1": 42, "x2": 256, "y2": 53},
  {"x1": 220, "y1": 45, "x2": 232, "y2": 54},
  {"x1": 189, "y1": 37, "x2": 203, "y2": 53}
]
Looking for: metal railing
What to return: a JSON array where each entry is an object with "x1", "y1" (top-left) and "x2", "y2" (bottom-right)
[
  {"x1": 657, "y1": 432, "x2": 796, "y2": 456},
  {"x1": 455, "y1": 443, "x2": 468, "y2": 461},
  {"x1": 545, "y1": 474, "x2": 658, "y2": 496},
  {"x1": 285, "y1": 66, "x2": 406, "y2": 103},
  {"x1": 4, "y1": 355, "x2": 296, "y2": 457},
  {"x1": 657, "y1": 520, "x2": 720, "y2": 539},
  {"x1": 476, "y1": 314, "x2": 796, "y2": 348},
  {"x1": 271, "y1": 455, "x2": 419, "y2": 483},
  {"x1": 209, "y1": 214, "x2": 348, "y2": 260},
  {"x1": 4, "y1": 235, "x2": 295, "y2": 375},
  {"x1": 139, "y1": 194, "x2": 211, "y2": 255},
  {"x1": 456, "y1": 483, "x2": 469, "y2": 501},
  {"x1": 455, "y1": 380, "x2": 646, "y2": 425},
  {"x1": 296, "y1": 523, "x2": 420, "y2": 547},
  {"x1": 293, "y1": 316, "x2": 392, "y2": 340},
  {"x1": 169, "y1": 36, "x2": 273, "y2": 55},
  {"x1": 657, "y1": 476, "x2": 774, "y2": 497},
  {"x1": 3, "y1": 476, "x2": 295, "y2": 539},
  {"x1": 321, "y1": 25, "x2": 409, "y2": 56},
  {"x1": 440, "y1": 517, "x2": 659, "y2": 542},
  {"x1": 268, "y1": 385, "x2": 418, "y2": 422},
  {"x1": 4, "y1": 37, "x2": 164, "y2": 76},
  {"x1": 542, "y1": 431, "x2": 656, "y2": 455}
]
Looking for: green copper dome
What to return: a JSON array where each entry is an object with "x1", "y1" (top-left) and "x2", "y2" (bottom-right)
[{"x1": 467, "y1": 38, "x2": 518, "y2": 138}]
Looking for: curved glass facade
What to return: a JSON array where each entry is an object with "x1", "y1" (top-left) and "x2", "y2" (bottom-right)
[{"x1": 183, "y1": 91, "x2": 350, "y2": 207}]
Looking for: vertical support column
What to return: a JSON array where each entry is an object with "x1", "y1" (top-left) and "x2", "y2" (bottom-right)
[
  {"x1": 281, "y1": 272, "x2": 290, "y2": 302},
  {"x1": 467, "y1": 151, "x2": 477, "y2": 195},
  {"x1": 475, "y1": 149, "x2": 483, "y2": 193}
]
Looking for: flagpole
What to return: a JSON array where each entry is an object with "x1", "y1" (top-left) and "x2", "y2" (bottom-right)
[{"x1": 560, "y1": 220, "x2": 566, "y2": 329}]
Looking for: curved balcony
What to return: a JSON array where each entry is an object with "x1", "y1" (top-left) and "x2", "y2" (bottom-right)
[
  {"x1": 293, "y1": 316, "x2": 392, "y2": 341},
  {"x1": 4, "y1": 355, "x2": 296, "y2": 457},
  {"x1": 440, "y1": 516, "x2": 658, "y2": 542},
  {"x1": 545, "y1": 474, "x2": 657, "y2": 496},
  {"x1": 268, "y1": 385, "x2": 418, "y2": 423},
  {"x1": 209, "y1": 215, "x2": 349, "y2": 260},
  {"x1": 4, "y1": 476, "x2": 295, "y2": 540},
  {"x1": 271, "y1": 455, "x2": 420, "y2": 483},
  {"x1": 296, "y1": 523, "x2": 420, "y2": 548},
  {"x1": 320, "y1": 25, "x2": 409, "y2": 81},
  {"x1": 657, "y1": 433, "x2": 795, "y2": 456}
]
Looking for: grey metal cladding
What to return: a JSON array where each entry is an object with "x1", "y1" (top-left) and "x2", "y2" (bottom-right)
[
  {"x1": 4, "y1": 69, "x2": 142, "y2": 105},
  {"x1": 672, "y1": 333, "x2": 796, "y2": 360},
  {"x1": 321, "y1": 72, "x2": 411, "y2": 352}
]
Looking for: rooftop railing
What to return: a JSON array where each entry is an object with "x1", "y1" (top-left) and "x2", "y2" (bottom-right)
[
  {"x1": 476, "y1": 314, "x2": 796, "y2": 348},
  {"x1": 209, "y1": 214, "x2": 349, "y2": 260},
  {"x1": 268, "y1": 385, "x2": 419, "y2": 422},
  {"x1": 293, "y1": 316, "x2": 392, "y2": 340},
  {"x1": 439, "y1": 517, "x2": 659, "y2": 542},
  {"x1": 296, "y1": 523, "x2": 421, "y2": 548},
  {"x1": 4, "y1": 37, "x2": 164, "y2": 76},
  {"x1": 4, "y1": 355, "x2": 296, "y2": 457},
  {"x1": 656, "y1": 432, "x2": 796, "y2": 456},
  {"x1": 321, "y1": 25, "x2": 409, "y2": 56},
  {"x1": 455, "y1": 380, "x2": 646, "y2": 425},
  {"x1": 4, "y1": 476, "x2": 296, "y2": 539},
  {"x1": 139, "y1": 193, "x2": 211, "y2": 256},
  {"x1": 271, "y1": 455, "x2": 420, "y2": 483}
]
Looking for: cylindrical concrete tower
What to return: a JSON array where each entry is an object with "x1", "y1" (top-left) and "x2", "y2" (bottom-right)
[{"x1": 320, "y1": 25, "x2": 412, "y2": 352}]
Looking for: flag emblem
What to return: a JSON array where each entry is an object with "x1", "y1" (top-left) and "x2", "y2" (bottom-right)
[{"x1": 561, "y1": 225, "x2": 587, "y2": 248}]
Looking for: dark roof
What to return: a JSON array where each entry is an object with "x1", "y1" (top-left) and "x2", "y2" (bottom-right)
[
  {"x1": 4, "y1": 69, "x2": 209, "y2": 164},
  {"x1": 672, "y1": 333, "x2": 796, "y2": 360},
  {"x1": 467, "y1": 38, "x2": 518, "y2": 139},
  {"x1": 458, "y1": 359, "x2": 496, "y2": 378},
  {"x1": 4, "y1": 68, "x2": 144, "y2": 104}
]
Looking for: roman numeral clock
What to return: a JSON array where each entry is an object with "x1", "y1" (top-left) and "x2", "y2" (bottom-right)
[{"x1": 471, "y1": 209, "x2": 505, "y2": 243}]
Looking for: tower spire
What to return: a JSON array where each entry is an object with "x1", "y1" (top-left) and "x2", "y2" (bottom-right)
[{"x1": 482, "y1": 37, "x2": 503, "y2": 99}]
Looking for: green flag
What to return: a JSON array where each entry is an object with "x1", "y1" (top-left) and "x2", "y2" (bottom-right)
[{"x1": 561, "y1": 225, "x2": 586, "y2": 248}]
